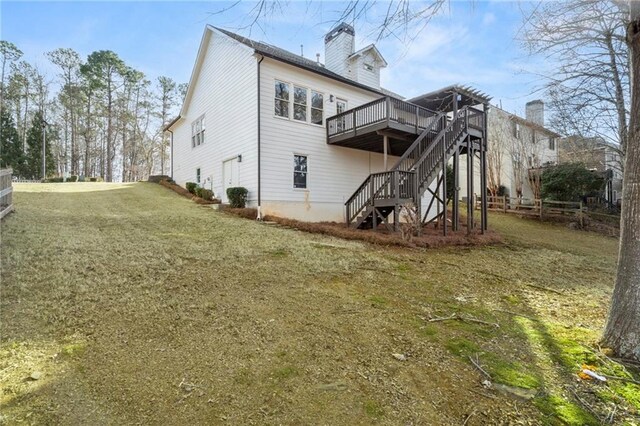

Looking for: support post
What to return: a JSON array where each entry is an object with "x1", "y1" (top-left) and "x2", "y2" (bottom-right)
[
  {"x1": 466, "y1": 136, "x2": 472, "y2": 234},
  {"x1": 470, "y1": 147, "x2": 475, "y2": 230},
  {"x1": 442, "y1": 153, "x2": 447, "y2": 236},
  {"x1": 480, "y1": 149, "x2": 488, "y2": 233},
  {"x1": 453, "y1": 147, "x2": 460, "y2": 231},
  {"x1": 383, "y1": 135, "x2": 389, "y2": 171}
]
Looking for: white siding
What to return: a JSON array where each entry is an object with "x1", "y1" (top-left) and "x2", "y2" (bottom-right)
[
  {"x1": 259, "y1": 58, "x2": 398, "y2": 222},
  {"x1": 324, "y1": 32, "x2": 355, "y2": 80},
  {"x1": 172, "y1": 30, "x2": 258, "y2": 202},
  {"x1": 353, "y1": 51, "x2": 381, "y2": 90}
]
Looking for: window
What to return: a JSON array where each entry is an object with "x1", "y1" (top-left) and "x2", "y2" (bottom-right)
[
  {"x1": 513, "y1": 122, "x2": 521, "y2": 139},
  {"x1": 336, "y1": 99, "x2": 348, "y2": 114},
  {"x1": 293, "y1": 86, "x2": 307, "y2": 121},
  {"x1": 363, "y1": 63, "x2": 374, "y2": 71},
  {"x1": 311, "y1": 91, "x2": 323, "y2": 125},
  {"x1": 191, "y1": 115, "x2": 205, "y2": 147},
  {"x1": 196, "y1": 168, "x2": 201, "y2": 184},
  {"x1": 336, "y1": 99, "x2": 348, "y2": 132},
  {"x1": 293, "y1": 155, "x2": 307, "y2": 189},
  {"x1": 549, "y1": 138, "x2": 556, "y2": 151},
  {"x1": 275, "y1": 81, "x2": 289, "y2": 118}
]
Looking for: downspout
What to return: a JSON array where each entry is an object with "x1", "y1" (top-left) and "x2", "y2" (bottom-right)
[
  {"x1": 168, "y1": 129, "x2": 174, "y2": 180},
  {"x1": 257, "y1": 54, "x2": 264, "y2": 220}
]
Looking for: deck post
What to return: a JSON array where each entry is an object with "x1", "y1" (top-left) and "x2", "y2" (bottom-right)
[
  {"x1": 386, "y1": 97, "x2": 391, "y2": 127},
  {"x1": 442, "y1": 152, "x2": 447, "y2": 236},
  {"x1": 481, "y1": 103, "x2": 489, "y2": 232},
  {"x1": 383, "y1": 135, "x2": 389, "y2": 171},
  {"x1": 453, "y1": 147, "x2": 460, "y2": 231},
  {"x1": 466, "y1": 135, "x2": 472, "y2": 234}
]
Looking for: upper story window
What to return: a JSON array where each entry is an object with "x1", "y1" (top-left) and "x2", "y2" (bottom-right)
[
  {"x1": 311, "y1": 91, "x2": 323, "y2": 125},
  {"x1": 363, "y1": 63, "x2": 374, "y2": 71},
  {"x1": 274, "y1": 80, "x2": 324, "y2": 126},
  {"x1": 336, "y1": 99, "x2": 348, "y2": 114},
  {"x1": 549, "y1": 138, "x2": 556, "y2": 151},
  {"x1": 275, "y1": 81, "x2": 290, "y2": 118},
  {"x1": 293, "y1": 86, "x2": 307, "y2": 122},
  {"x1": 513, "y1": 122, "x2": 521, "y2": 139},
  {"x1": 191, "y1": 115, "x2": 205, "y2": 148}
]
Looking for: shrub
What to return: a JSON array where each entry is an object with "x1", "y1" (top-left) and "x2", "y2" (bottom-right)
[
  {"x1": 68, "y1": 175, "x2": 78, "y2": 182},
  {"x1": 194, "y1": 187, "x2": 203, "y2": 198},
  {"x1": 200, "y1": 188, "x2": 213, "y2": 201},
  {"x1": 186, "y1": 182, "x2": 197, "y2": 194},
  {"x1": 226, "y1": 187, "x2": 248, "y2": 208},
  {"x1": 89, "y1": 177, "x2": 97, "y2": 182},
  {"x1": 541, "y1": 163, "x2": 604, "y2": 201}
]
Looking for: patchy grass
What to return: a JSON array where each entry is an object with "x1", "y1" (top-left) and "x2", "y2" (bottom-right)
[{"x1": 1, "y1": 182, "x2": 634, "y2": 425}]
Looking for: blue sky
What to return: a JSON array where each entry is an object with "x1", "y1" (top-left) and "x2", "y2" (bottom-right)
[{"x1": 2, "y1": 1, "x2": 546, "y2": 116}]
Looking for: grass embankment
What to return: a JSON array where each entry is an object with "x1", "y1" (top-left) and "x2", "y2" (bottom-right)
[{"x1": 1, "y1": 182, "x2": 636, "y2": 425}]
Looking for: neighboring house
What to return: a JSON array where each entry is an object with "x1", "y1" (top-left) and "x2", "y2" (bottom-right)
[
  {"x1": 558, "y1": 136, "x2": 623, "y2": 205},
  {"x1": 459, "y1": 100, "x2": 560, "y2": 201},
  {"x1": 166, "y1": 24, "x2": 490, "y2": 232}
]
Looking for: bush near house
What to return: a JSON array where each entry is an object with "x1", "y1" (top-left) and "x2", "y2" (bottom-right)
[
  {"x1": 541, "y1": 163, "x2": 604, "y2": 202},
  {"x1": 68, "y1": 175, "x2": 78, "y2": 182},
  {"x1": 226, "y1": 187, "x2": 248, "y2": 208},
  {"x1": 200, "y1": 188, "x2": 214, "y2": 201},
  {"x1": 185, "y1": 182, "x2": 197, "y2": 194}
]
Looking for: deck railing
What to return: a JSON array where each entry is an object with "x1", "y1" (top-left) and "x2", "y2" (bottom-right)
[
  {"x1": 345, "y1": 170, "x2": 416, "y2": 224},
  {"x1": 327, "y1": 96, "x2": 438, "y2": 139}
]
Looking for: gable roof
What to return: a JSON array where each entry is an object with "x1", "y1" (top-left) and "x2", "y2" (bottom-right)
[
  {"x1": 166, "y1": 25, "x2": 402, "y2": 131},
  {"x1": 348, "y1": 44, "x2": 388, "y2": 67},
  {"x1": 213, "y1": 27, "x2": 395, "y2": 96}
]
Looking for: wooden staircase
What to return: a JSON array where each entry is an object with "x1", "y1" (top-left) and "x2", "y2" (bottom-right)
[{"x1": 345, "y1": 106, "x2": 476, "y2": 229}]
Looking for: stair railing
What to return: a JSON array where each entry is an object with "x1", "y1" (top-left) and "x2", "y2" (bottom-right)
[{"x1": 414, "y1": 107, "x2": 469, "y2": 195}]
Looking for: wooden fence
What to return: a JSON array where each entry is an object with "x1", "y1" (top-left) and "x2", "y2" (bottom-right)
[
  {"x1": 0, "y1": 168, "x2": 14, "y2": 219},
  {"x1": 482, "y1": 196, "x2": 585, "y2": 226}
]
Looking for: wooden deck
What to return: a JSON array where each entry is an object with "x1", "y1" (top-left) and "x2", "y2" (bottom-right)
[{"x1": 326, "y1": 97, "x2": 484, "y2": 154}]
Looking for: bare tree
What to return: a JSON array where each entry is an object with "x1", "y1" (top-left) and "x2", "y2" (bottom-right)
[
  {"x1": 521, "y1": 0, "x2": 629, "y2": 155},
  {"x1": 603, "y1": 1, "x2": 640, "y2": 361}
]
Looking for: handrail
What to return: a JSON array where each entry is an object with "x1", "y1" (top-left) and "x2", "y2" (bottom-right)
[
  {"x1": 344, "y1": 105, "x2": 472, "y2": 227},
  {"x1": 327, "y1": 96, "x2": 438, "y2": 138}
]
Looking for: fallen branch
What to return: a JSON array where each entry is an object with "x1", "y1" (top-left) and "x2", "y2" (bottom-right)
[
  {"x1": 524, "y1": 282, "x2": 564, "y2": 295},
  {"x1": 463, "y1": 409, "x2": 477, "y2": 425},
  {"x1": 600, "y1": 374, "x2": 640, "y2": 386},
  {"x1": 569, "y1": 388, "x2": 602, "y2": 423},
  {"x1": 468, "y1": 354, "x2": 492, "y2": 380},
  {"x1": 429, "y1": 313, "x2": 500, "y2": 328}
]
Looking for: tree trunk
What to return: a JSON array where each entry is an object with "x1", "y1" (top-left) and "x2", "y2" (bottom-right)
[{"x1": 603, "y1": 3, "x2": 640, "y2": 360}]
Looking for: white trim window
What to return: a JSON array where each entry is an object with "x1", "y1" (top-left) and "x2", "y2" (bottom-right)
[
  {"x1": 311, "y1": 91, "x2": 323, "y2": 125},
  {"x1": 549, "y1": 137, "x2": 556, "y2": 151},
  {"x1": 196, "y1": 167, "x2": 201, "y2": 184},
  {"x1": 293, "y1": 155, "x2": 308, "y2": 189},
  {"x1": 293, "y1": 86, "x2": 307, "y2": 122},
  {"x1": 275, "y1": 80, "x2": 289, "y2": 118},
  {"x1": 192, "y1": 115, "x2": 205, "y2": 147}
]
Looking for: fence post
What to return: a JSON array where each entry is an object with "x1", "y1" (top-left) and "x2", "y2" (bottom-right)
[
  {"x1": 579, "y1": 201, "x2": 584, "y2": 228},
  {"x1": 503, "y1": 196, "x2": 507, "y2": 213},
  {"x1": 539, "y1": 199, "x2": 543, "y2": 219}
]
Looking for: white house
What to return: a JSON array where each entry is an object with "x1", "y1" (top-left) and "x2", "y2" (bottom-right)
[
  {"x1": 459, "y1": 100, "x2": 560, "y2": 201},
  {"x1": 166, "y1": 24, "x2": 491, "y2": 232}
]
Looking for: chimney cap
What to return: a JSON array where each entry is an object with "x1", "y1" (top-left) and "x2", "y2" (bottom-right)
[
  {"x1": 325, "y1": 22, "x2": 355, "y2": 43},
  {"x1": 526, "y1": 99, "x2": 544, "y2": 106}
]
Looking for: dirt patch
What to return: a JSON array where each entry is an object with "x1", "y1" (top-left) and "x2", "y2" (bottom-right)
[{"x1": 158, "y1": 179, "x2": 219, "y2": 205}]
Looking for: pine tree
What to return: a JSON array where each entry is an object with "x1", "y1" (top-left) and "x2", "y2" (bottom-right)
[
  {"x1": 24, "y1": 111, "x2": 54, "y2": 179},
  {"x1": 0, "y1": 109, "x2": 24, "y2": 174}
]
